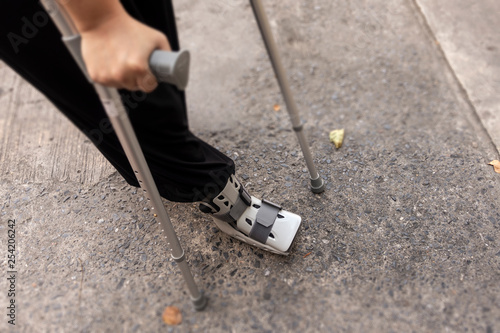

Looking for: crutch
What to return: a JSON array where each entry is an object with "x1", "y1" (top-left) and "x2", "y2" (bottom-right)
[
  {"x1": 249, "y1": 0, "x2": 325, "y2": 194},
  {"x1": 40, "y1": 0, "x2": 207, "y2": 311}
]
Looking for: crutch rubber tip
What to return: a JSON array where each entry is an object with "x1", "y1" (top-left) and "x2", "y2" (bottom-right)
[
  {"x1": 310, "y1": 176, "x2": 325, "y2": 194},
  {"x1": 192, "y1": 292, "x2": 208, "y2": 311}
]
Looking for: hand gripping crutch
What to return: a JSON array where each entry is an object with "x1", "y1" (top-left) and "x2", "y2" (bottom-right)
[
  {"x1": 249, "y1": 0, "x2": 325, "y2": 194},
  {"x1": 40, "y1": 0, "x2": 207, "y2": 311}
]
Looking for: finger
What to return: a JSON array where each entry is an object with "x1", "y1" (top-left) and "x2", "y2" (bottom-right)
[
  {"x1": 156, "y1": 34, "x2": 171, "y2": 52},
  {"x1": 111, "y1": 71, "x2": 138, "y2": 91},
  {"x1": 88, "y1": 61, "x2": 137, "y2": 91},
  {"x1": 137, "y1": 70, "x2": 158, "y2": 93}
]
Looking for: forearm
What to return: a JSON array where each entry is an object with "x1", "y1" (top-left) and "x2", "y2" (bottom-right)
[{"x1": 59, "y1": 0, "x2": 127, "y2": 32}]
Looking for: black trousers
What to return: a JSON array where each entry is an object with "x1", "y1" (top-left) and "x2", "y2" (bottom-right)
[{"x1": 0, "y1": 0, "x2": 235, "y2": 202}]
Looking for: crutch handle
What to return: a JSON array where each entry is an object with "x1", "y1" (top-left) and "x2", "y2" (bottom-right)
[{"x1": 149, "y1": 49, "x2": 190, "y2": 91}]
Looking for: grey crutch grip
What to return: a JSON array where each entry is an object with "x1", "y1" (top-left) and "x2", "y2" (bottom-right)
[{"x1": 149, "y1": 50, "x2": 190, "y2": 91}]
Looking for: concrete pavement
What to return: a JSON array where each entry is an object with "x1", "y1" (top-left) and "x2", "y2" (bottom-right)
[
  {"x1": 415, "y1": 0, "x2": 500, "y2": 155},
  {"x1": 0, "y1": 0, "x2": 499, "y2": 332}
]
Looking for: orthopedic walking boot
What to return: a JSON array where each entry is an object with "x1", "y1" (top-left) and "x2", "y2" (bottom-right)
[{"x1": 199, "y1": 174, "x2": 302, "y2": 255}]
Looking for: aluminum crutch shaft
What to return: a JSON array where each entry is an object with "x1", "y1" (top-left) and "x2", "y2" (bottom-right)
[
  {"x1": 249, "y1": 0, "x2": 325, "y2": 194},
  {"x1": 40, "y1": 0, "x2": 207, "y2": 311}
]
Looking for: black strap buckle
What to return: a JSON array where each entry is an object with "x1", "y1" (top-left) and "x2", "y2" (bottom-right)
[{"x1": 239, "y1": 187, "x2": 252, "y2": 206}]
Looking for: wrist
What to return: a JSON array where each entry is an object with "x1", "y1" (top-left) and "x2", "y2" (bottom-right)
[{"x1": 61, "y1": 0, "x2": 128, "y2": 33}]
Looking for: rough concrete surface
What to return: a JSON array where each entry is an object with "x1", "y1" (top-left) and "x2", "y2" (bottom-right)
[
  {"x1": 415, "y1": 0, "x2": 500, "y2": 155},
  {"x1": 1, "y1": 0, "x2": 500, "y2": 332},
  {"x1": 0, "y1": 62, "x2": 115, "y2": 185}
]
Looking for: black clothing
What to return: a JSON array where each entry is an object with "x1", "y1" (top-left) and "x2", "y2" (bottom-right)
[{"x1": 0, "y1": 0, "x2": 234, "y2": 202}]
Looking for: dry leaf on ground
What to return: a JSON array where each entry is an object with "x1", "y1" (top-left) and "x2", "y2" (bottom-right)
[
  {"x1": 162, "y1": 306, "x2": 182, "y2": 325},
  {"x1": 488, "y1": 160, "x2": 500, "y2": 174},
  {"x1": 329, "y1": 129, "x2": 345, "y2": 149}
]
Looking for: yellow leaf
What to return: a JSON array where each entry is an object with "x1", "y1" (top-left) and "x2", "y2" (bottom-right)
[
  {"x1": 273, "y1": 104, "x2": 281, "y2": 112},
  {"x1": 488, "y1": 160, "x2": 500, "y2": 174},
  {"x1": 162, "y1": 306, "x2": 182, "y2": 325},
  {"x1": 329, "y1": 129, "x2": 345, "y2": 149}
]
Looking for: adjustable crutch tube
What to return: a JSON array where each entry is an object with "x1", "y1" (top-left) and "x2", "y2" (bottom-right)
[
  {"x1": 41, "y1": 0, "x2": 207, "y2": 311},
  {"x1": 249, "y1": 0, "x2": 325, "y2": 194}
]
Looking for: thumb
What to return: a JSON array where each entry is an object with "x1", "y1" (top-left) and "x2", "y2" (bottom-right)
[{"x1": 156, "y1": 34, "x2": 171, "y2": 52}]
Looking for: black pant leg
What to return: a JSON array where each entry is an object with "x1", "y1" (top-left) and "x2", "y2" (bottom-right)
[{"x1": 0, "y1": 0, "x2": 234, "y2": 202}]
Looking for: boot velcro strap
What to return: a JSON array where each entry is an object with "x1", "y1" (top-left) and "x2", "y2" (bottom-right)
[
  {"x1": 239, "y1": 187, "x2": 252, "y2": 206},
  {"x1": 228, "y1": 187, "x2": 252, "y2": 221},
  {"x1": 249, "y1": 199, "x2": 281, "y2": 244}
]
